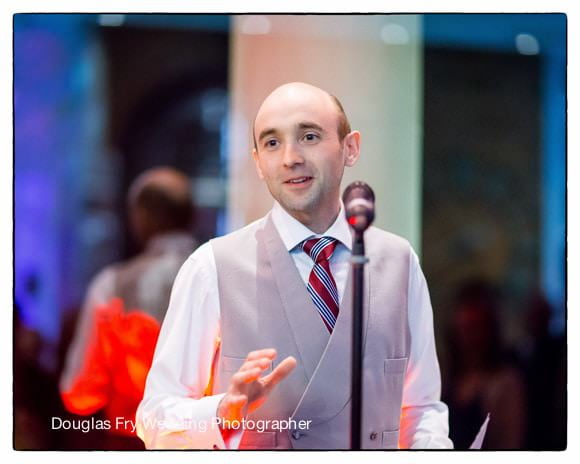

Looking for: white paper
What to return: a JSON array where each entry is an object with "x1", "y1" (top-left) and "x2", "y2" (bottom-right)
[{"x1": 469, "y1": 413, "x2": 491, "y2": 449}]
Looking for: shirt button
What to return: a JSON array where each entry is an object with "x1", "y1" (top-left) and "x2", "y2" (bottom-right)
[
  {"x1": 292, "y1": 430, "x2": 302, "y2": 440},
  {"x1": 369, "y1": 432, "x2": 378, "y2": 441},
  {"x1": 213, "y1": 444, "x2": 220, "y2": 449}
]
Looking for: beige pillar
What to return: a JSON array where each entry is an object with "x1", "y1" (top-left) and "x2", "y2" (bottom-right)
[{"x1": 227, "y1": 15, "x2": 423, "y2": 251}]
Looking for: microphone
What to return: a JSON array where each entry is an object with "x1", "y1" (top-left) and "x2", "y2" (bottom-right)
[{"x1": 342, "y1": 181, "x2": 375, "y2": 232}]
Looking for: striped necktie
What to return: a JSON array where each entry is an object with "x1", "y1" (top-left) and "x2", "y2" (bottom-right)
[{"x1": 302, "y1": 237, "x2": 339, "y2": 333}]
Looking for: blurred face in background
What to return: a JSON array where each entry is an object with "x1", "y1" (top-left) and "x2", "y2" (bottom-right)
[
  {"x1": 252, "y1": 82, "x2": 360, "y2": 232},
  {"x1": 453, "y1": 302, "x2": 496, "y2": 366}
]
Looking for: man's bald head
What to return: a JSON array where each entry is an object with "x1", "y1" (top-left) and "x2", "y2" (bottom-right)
[
  {"x1": 252, "y1": 82, "x2": 351, "y2": 151},
  {"x1": 128, "y1": 167, "x2": 193, "y2": 243}
]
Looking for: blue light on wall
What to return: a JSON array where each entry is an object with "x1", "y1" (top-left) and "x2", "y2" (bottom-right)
[{"x1": 14, "y1": 14, "x2": 105, "y2": 368}]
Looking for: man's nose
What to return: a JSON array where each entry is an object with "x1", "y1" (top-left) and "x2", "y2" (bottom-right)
[{"x1": 282, "y1": 143, "x2": 304, "y2": 168}]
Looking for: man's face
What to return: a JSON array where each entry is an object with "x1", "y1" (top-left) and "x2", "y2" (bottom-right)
[{"x1": 252, "y1": 84, "x2": 359, "y2": 222}]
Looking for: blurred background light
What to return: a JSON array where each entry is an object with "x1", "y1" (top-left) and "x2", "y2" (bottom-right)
[
  {"x1": 380, "y1": 23, "x2": 410, "y2": 45},
  {"x1": 516, "y1": 33, "x2": 540, "y2": 55},
  {"x1": 240, "y1": 15, "x2": 271, "y2": 35},
  {"x1": 98, "y1": 14, "x2": 125, "y2": 28}
]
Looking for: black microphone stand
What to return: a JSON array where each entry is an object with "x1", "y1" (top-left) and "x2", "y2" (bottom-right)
[
  {"x1": 350, "y1": 230, "x2": 368, "y2": 450},
  {"x1": 343, "y1": 180, "x2": 375, "y2": 450}
]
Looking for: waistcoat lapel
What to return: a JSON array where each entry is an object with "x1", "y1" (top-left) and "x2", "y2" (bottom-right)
[{"x1": 262, "y1": 214, "x2": 330, "y2": 382}]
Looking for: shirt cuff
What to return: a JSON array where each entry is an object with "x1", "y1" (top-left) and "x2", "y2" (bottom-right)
[{"x1": 195, "y1": 393, "x2": 244, "y2": 450}]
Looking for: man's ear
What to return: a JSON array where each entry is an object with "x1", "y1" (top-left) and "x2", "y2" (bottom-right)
[
  {"x1": 252, "y1": 148, "x2": 265, "y2": 179},
  {"x1": 343, "y1": 130, "x2": 361, "y2": 167}
]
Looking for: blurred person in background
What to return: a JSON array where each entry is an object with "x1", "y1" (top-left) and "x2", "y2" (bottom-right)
[
  {"x1": 520, "y1": 290, "x2": 566, "y2": 450},
  {"x1": 443, "y1": 280, "x2": 527, "y2": 449},
  {"x1": 14, "y1": 302, "x2": 61, "y2": 449},
  {"x1": 59, "y1": 166, "x2": 197, "y2": 449}
]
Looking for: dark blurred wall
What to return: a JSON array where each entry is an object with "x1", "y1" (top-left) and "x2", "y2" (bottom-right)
[
  {"x1": 422, "y1": 43, "x2": 565, "y2": 449},
  {"x1": 100, "y1": 25, "x2": 230, "y2": 257},
  {"x1": 422, "y1": 47, "x2": 541, "y2": 351}
]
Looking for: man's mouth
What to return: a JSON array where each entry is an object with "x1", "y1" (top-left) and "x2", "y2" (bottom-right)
[{"x1": 284, "y1": 176, "x2": 313, "y2": 184}]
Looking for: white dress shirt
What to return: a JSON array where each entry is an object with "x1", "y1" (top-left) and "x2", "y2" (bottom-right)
[{"x1": 136, "y1": 203, "x2": 452, "y2": 449}]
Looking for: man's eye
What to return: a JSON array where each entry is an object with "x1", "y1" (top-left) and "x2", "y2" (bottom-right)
[
  {"x1": 302, "y1": 132, "x2": 319, "y2": 142},
  {"x1": 264, "y1": 139, "x2": 279, "y2": 149}
]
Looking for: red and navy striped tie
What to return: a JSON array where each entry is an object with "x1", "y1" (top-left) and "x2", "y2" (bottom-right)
[{"x1": 302, "y1": 237, "x2": 339, "y2": 333}]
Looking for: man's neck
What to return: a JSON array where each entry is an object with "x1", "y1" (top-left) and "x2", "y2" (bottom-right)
[{"x1": 287, "y1": 202, "x2": 341, "y2": 235}]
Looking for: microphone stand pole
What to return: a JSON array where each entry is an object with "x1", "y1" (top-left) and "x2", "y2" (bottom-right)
[{"x1": 350, "y1": 230, "x2": 368, "y2": 450}]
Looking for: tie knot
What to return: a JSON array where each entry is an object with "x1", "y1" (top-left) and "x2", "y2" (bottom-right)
[{"x1": 302, "y1": 237, "x2": 338, "y2": 264}]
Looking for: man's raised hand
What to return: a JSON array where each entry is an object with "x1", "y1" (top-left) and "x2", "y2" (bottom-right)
[{"x1": 216, "y1": 348, "x2": 297, "y2": 427}]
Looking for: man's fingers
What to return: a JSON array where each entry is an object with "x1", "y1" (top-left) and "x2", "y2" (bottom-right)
[
  {"x1": 240, "y1": 358, "x2": 273, "y2": 373},
  {"x1": 231, "y1": 367, "x2": 262, "y2": 387},
  {"x1": 261, "y1": 356, "x2": 297, "y2": 389},
  {"x1": 245, "y1": 348, "x2": 277, "y2": 362}
]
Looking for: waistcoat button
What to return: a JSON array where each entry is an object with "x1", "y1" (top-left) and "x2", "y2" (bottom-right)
[
  {"x1": 292, "y1": 430, "x2": 302, "y2": 440},
  {"x1": 370, "y1": 432, "x2": 378, "y2": 441}
]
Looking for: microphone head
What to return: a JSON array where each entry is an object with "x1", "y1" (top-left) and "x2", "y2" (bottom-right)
[{"x1": 342, "y1": 181, "x2": 375, "y2": 232}]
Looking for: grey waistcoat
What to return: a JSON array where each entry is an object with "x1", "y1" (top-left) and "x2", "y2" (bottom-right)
[{"x1": 210, "y1": 214, "x2": 411, "y2": 449}]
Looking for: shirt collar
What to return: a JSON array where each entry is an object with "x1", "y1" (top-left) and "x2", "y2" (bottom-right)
[{"x1": 270, "y1": 201, "x2": 352, "y2": 252}]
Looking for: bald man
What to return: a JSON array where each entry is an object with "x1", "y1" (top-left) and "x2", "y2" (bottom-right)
[
  {"x1": 137, "y1": 83, "x2": 453, "y2": 450},
  {"x1": 60, "y1": 167, "x2": 197, "y2": 447}
]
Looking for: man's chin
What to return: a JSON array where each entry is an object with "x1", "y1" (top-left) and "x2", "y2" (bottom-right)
[
  {"x1": 278, "y1": 196, "x2": 311, "y2": 212},
  {"x1": 278, "y1": 196, "x2": 317, "y2": 216}
]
